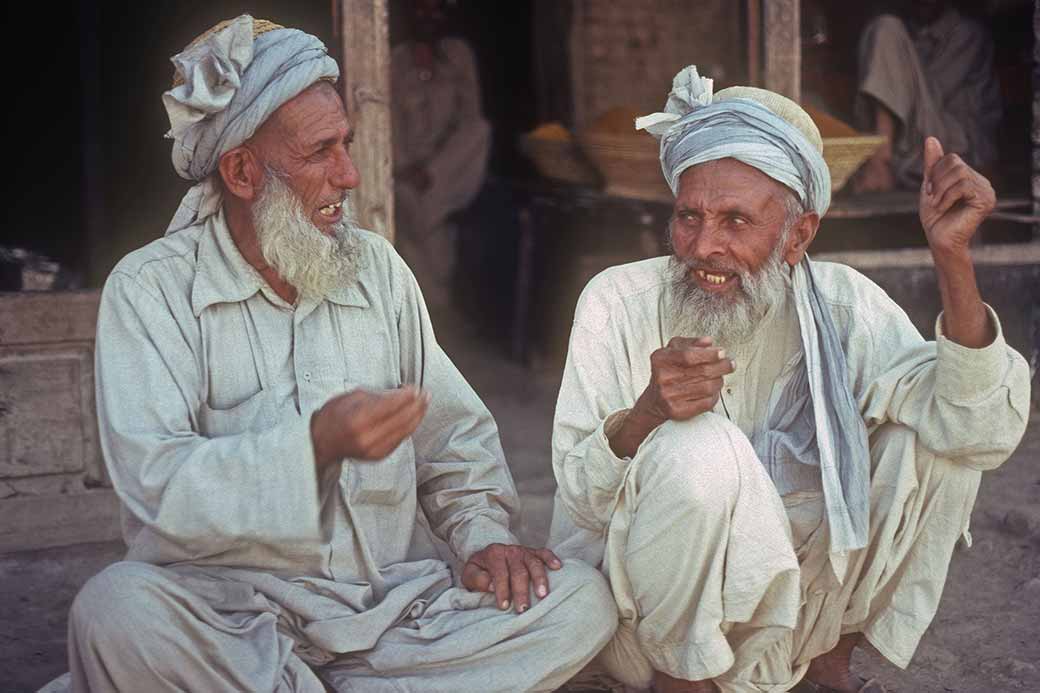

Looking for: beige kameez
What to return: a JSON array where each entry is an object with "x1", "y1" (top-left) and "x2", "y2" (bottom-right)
[{"x1": 550, "y1": 256, "x2": 1031, "y2": 691}]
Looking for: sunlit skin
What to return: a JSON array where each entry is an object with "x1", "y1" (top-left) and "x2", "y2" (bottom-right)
[
  {"x1": 670, "y1": 158, "x2": 818, "y2": 296},
  {"x1": 219, "y1": 81, "x2": 361, "y2": 304}
]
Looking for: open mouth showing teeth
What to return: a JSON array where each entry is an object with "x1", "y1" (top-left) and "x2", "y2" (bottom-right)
[
  {"x1": 695, "y1": 269, "x2": 733, "y2": 285},
  {"x1": 319, "y1": 201, "x2": 343, "y2": 217}
]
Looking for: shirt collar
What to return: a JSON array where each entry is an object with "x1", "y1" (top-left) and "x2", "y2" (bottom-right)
[{"x1": 191, "y1": 209, "x2": 370, "y2": 316}]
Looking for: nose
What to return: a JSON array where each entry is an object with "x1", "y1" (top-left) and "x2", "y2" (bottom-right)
[
  {"x1": 330, "y1": 144, "x2": 361, "y2": 190},
  {"x1": 675, "y1": 218, "x2": 726, "y2": 264}
]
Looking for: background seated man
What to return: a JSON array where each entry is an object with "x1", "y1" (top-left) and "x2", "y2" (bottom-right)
[
  {"x1": 55, "y1": 16, "x2": 615, "y2": 692},
  {"x1": 549, "y1": 66, "x2": 1030, "y2": 693},
  {"x1": 853, "y1": 0, "x2": 1001, "y2": 192}
]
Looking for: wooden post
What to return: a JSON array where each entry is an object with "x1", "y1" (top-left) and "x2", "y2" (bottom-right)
[
  {"x1": 763, "y1": 0, "x2": 800, "y2": 102},
  {"x1": 336, "y1": 0, "x2": 395, "y2": 242},
  {"x1": 747, "y1": 0, "x2": 762, "y2": 87},
  {"x1": 1032, "y1": 0, "x2": 1039, "y2": 240}
]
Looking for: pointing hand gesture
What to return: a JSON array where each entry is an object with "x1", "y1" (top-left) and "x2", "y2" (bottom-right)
[{"x1": 918, "y1": 136, "x2": 996, "y2": 255}]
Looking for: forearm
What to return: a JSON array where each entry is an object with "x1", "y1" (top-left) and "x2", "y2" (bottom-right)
[
  {"x1": 932, "y1": 246, "x2": 994, "y2": 348},
  {"x1": 607, "y1": 402, "x2": 664, "y2": 458}
]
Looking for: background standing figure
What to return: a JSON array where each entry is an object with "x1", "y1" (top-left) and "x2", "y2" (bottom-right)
[{"x1": 392, "y1": 0, "x2": 491, "y2": 307}]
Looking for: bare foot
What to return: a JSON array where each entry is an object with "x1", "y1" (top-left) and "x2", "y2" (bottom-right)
[
  {"x1": 804, "y1": 633, "x2": 861, "y2": 691},
  {"x1": 852, "y1": 153, "x2": 896, "y2": 193},
  {"x1": 653, "y1": 670, "x2": 719, "y2": 692}
]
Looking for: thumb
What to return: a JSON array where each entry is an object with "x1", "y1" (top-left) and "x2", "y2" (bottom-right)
[{"x1": 923, "y1": 136, "x2": 944, "y2": 182}]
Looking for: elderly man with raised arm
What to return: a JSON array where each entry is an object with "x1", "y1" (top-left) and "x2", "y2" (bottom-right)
[
  {"x1": 60, "y1": 16, "x2": 615, "y2": 693},
  {"x1": 549, "y1": 67, "x2": 1030, "y2": 693}
]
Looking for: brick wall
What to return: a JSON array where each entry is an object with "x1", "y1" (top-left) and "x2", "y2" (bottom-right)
[{"x1": 570, "y1": 0, "x2": 743, "y2": 128}]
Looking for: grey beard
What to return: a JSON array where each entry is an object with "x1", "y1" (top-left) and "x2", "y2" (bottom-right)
[
  {"x1": 252, "y1": 173, "x2": 361, "y2": 301},
  {"x1": 666, "y1": 236, "x2": 790, "y2": 347}
]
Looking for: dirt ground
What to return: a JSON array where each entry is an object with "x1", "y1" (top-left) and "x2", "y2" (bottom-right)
[{"x1": 1, "y1": 312, "x2": 1037, "y2": 693}]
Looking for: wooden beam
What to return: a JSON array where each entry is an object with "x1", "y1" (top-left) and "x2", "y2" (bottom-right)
[
  {"x1": 747, "y1": 0, "x2": 762, "y2": 87},
  {"x1": 763, "y1": 0, "x2": 800, "y2": 101},
  {"x1": 337, "y1": 0, "x2": 395, "y2": 242},
  {"x1": 1032, "y1": 0, "x2": 1039, "y2": 239}
]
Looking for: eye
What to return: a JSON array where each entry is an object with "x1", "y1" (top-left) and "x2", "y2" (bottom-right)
[{"x1": 729, "y1": 215, "x2": 749, "y2": 226}]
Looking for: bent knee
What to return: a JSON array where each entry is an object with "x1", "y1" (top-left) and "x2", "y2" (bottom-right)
[
  {"x1": 634, "y1": 414, "x2": 757, "y2": 506},
  {"x1": 549, "y1": 560, "x2": 617, "y2": 648},
  {"x1": 865, "y1": 13, "x2": 911, "y2": 42},
  {"x1": 70, "y1": 561, "x2": 173, "y2": 646}
]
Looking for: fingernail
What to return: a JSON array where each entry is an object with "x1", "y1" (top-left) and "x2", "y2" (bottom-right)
[
  {"x1": 717, "y1": 349, "x2": 726, "y2": 359},
  {"x1": 500, "y1": 600, "x2": 510, "y2": 610},
  {"x1": 536, "y1": 585, "x2": 547, "y2": 597},
  {"x1": 926, "y1": 182, "x2": 933, "y2": 196},
  {"x1": 519, "y1": 604, "x2": 528, "y2": 613},
  {"x1": 730, "y1": 358, "x2": 737, "y2": 370}
]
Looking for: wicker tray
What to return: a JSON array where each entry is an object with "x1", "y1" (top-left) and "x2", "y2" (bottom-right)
[
  {"x1": 520, "y1": 135, "x2": 601, "y2": 186},
  {"x1": 822, "y1": 135, "x2": 888, "y2": 192},
  {"x1": 578, "y1": 132, "x2": 671, "y2": 202}
]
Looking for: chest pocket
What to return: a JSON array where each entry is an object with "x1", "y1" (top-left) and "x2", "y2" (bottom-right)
[
  {"x1": 198, "y1": 303, "x2": 276, "y2": 438},
  {"x1": 199, "y1": 389, "x2": 275, "y2": 438}
]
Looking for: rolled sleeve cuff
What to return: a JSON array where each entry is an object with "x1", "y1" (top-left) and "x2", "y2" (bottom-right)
[
  {"x1": 934, "y1": 304, "x2": 1010, "y2": 404},
  {"x1": 451, "y1": 515, "x2": 519, "y2": 562}
]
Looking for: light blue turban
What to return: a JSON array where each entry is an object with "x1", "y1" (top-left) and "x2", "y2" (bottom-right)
[
  {"x1": 636, "y1": 66, "x2": 832, "y2": 217},
  {"x1": 162, "y1": 15, "x2": 340, "y2": 234},
  {"x1": 639, "y1": 67, "x2": 871, "y2": 575}
]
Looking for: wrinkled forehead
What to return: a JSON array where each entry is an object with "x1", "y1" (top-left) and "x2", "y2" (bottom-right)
[
  {"x1": 259, "y1": 82, "x2": 348, "y2": 144},
  {"x1": 675, "y1": 158, "x2": 792, "y2": 208}
]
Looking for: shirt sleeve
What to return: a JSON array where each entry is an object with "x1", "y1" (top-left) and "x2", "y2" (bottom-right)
[
  {"x1": 95, "y1": 272, "x2": 322, "y2": 556},
  {"x1": 393, "y1": 254, "x2": 519, "y2": 561},
  {"x1": 551, "y1": 285, "x2": 640, "y2": 533},
  {"x1": 854, "y1": 295, "x2": 1031, "y2": 471}
]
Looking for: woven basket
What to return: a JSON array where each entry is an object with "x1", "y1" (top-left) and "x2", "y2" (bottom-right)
[
  {"x1": 578, "y1": 132, "x2": 671, "y2": 202},
  {"x1": 519, "y1": 135, "x2": 601, "y2": 186},
  {"x1": 822, "y1": 135, "x2": 887, "y2": 192}
]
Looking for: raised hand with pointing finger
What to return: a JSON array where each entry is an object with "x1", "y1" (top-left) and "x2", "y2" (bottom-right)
[
  {"x1": 919, "y1": 136, "x2": 996, "y2": 255},
  {"x1": 917, "y1": 136, "x2": 996, "y2": 349}
]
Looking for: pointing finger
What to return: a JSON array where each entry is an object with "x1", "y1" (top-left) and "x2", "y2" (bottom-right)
[{"x1": 923, "y1": 136, "x2": 944, "y2": 186}]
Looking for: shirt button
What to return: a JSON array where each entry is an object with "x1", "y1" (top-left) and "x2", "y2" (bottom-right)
[
  {"x1": 726, "y1": 387, "x2": 733, "y2": 395},
  {"x1": 303, "y1": 371, "x2": 312, "y2": 381}
]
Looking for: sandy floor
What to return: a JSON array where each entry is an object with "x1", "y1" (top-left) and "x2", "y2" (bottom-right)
[{"x1": 1, "y1": 310, "x2": 1037, "y2": 693}]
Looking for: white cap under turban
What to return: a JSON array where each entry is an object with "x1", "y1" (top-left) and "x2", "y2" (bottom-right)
[
  {"x1": 162, "y1": 15, "x2": 340, "y2": 234},
  {"x1": 636, "y1": 66, "x2": 832, "y2": 217}
]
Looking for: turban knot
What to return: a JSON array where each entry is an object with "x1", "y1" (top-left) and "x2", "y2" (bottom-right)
[{"x1": 636, "y1": 66, "x2": 832, "y2": 217}]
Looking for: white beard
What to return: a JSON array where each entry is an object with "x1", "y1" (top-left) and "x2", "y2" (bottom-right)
[
  {"x1": 251, "y1": 173, "x2": 361, "y2": 301},
  {"x1": 666, "y1": 232, "x2": 790, "y2": 347}
]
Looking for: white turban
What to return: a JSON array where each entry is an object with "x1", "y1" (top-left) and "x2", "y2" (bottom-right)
[
  {"x1": 636, "y1": 66, "x2": 832, "y2": 217},
  {"x1": 162, "y1": 15, "x2": 340, "y2": 234}
]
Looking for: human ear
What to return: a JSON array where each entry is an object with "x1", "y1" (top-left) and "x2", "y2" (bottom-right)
[
  {"x1": 784, "y1": 212, "x2": 820, "y2": 266},
  {"x1": 218, "y1": 147, "x2": 262, "y2": 202}
]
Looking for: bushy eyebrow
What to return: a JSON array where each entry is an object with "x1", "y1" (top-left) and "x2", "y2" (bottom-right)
[{"x1": 674, "y1": 203, "x2": 756, "y2": 217}]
